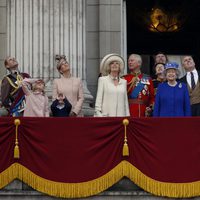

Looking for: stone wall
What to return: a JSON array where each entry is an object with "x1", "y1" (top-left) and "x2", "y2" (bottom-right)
[
  {"x1": 0, "y1": 0, "x2": 7, "y2": 79},
  {"x1": 86, "y1": 0, "x2": 125, "y2": 100}
]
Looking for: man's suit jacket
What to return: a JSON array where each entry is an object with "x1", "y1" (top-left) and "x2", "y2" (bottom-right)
[{"x1": 180, "y1": 70, "x2": 200, "y2": 85}]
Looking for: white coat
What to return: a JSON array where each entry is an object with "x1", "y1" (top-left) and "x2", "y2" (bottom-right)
[{"x1": 94, "y1": 75, "x2": 130, "y2": 117}]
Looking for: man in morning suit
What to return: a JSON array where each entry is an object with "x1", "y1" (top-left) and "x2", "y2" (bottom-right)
[{"x1": 180, "y1": 55, "x2": 200, "y2": 116}]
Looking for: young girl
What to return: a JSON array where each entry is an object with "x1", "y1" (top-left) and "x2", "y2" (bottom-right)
[{"x1": 22, "y1": 78, "x2": 49, "y2": 117}]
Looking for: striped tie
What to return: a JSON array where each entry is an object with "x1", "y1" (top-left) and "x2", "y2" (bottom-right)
[{"x1": 190, "y1": 72, "x2": 195, "y2": 90}]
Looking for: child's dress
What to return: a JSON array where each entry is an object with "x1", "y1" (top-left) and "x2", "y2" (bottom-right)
[{"x1": 22, "y1": 78, "x2": 49, "y2": 117}]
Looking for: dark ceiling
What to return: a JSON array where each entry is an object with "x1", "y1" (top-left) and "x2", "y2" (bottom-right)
[{"x1": 127, "y1": 0, "x2": 200, "y2": 57}]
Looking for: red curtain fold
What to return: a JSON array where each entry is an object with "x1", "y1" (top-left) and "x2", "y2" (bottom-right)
[
  {"x1": 15, "y1": 117, "x2": 125, "y2": 182},
  {"x1": 0, "y1": 118, "x2": 16, "y2": 172},
  {"x1": 1, "y1": 116, "x2": 200, "y2": 184},
  {"x1": 126, "y1": 117, "x2": 200, "y2": 182}
]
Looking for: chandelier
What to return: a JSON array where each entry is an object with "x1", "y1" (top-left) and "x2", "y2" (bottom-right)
[{"x1": 149, "y1": 8, "x2": 181, "y2": 32}]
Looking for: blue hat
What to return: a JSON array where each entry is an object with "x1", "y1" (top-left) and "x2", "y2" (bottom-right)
[{"x1": 165, "y1": 62, "x2": 179, "y2": 70}]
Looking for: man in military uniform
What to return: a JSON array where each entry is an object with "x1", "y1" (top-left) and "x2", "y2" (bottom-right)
[
  {"x1": 1, "y1": 56, "x2": 30, "y2": 116},
  {"x1": 123, "y1": 54, "x2": 154, "y2": 117}
]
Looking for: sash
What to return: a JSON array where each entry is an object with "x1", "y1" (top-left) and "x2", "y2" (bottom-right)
[
  {"x1": 129, "y1": 81, "x2": 145, "y2": 99},
  {"x1": 10, "y1": 95, "x2": 25, "y2": 116},
  {"x1": 9, "y1": 87, "x2": 26, "y2": 116}
]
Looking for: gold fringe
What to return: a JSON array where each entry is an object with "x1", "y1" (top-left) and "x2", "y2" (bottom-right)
[
  {"x1": 1, "y1": 162, "x2": 200, "y2": 198},
  {"x1": 122, "y1": 119, "x2": 129, "y2": 156},
  {"x1": 0, "y1": 163, "x2": 124, "y2": 198},
  {"x1": 0, "y1": 163, "x2": 18, "y2": 189},
  {"x1": 14, "y1": 119, "x2": 20, "y2": 159},
  {"x1": 123, "y1": 161, "x2": 200, "y2": 198}
]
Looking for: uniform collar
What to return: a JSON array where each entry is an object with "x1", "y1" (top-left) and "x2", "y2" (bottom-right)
[{"x1": 130, "y1": 70, "x2": 141, "y2": 76}]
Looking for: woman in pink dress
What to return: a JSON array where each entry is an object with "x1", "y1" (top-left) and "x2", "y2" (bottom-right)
[{"x1": 52, "y1": 55, "x2": 84, "y2": 117}]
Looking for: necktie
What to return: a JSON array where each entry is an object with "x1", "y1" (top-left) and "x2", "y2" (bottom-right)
[{"x1": 190, "y1": 72, "x2": 195, "y2": 90}]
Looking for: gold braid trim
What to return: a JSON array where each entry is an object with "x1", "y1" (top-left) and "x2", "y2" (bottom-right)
[
  {"x1": 6, "y1": 75, "x2": 23, "y2": 95},
  {"x1": 127, "y1": 71, "x2": 142, "y2": 93},
  {"x1": 127, "y1": 77, "x2": 139, "y2": 93},
  {"x1": 1, "y1": 162, "x2": 200, "y2": 198}
]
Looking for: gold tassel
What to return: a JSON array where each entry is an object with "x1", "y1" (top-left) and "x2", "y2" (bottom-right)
[
  {"x1": 122, "y1": 119, "x2": 129, "y2": 156},
  {"x1": 14, "y1": 144, "x2": 20, "y2": 159},
  {"x1": 123, "y1": 143, "x2": 129, "y2": 156},
  {"x1": 14, "y1": 119, "x2": 21, "y2": 159}
]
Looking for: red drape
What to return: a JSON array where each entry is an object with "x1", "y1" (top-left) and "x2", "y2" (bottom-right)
[
  {"x1": 127, "y1": 117, "x2": 200, "y2": 182},
  {"x1": 1, "y1": 117, "x2": 200, "y2": 197}
]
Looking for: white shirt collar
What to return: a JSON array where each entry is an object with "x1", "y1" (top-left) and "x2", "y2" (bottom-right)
[{"x1": 187, "y1": 69, "x2": 197, "y2": 75}]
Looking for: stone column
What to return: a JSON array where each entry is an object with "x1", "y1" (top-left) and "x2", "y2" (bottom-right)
[
  {"x1": 0, "y1": 0, "x2": 7, "y2": 116},
  {"x1": 86, "y1": 0, "x2": 127, "y2": 101},
  {"x1": 7, "y1": 0, "x2": 93, "y2": 115},
  {"x1": 99, "y1": 0, "x2": 125, "y2": 59}
]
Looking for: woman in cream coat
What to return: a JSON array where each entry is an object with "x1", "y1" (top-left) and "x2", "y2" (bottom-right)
[
  {"x1": 94, "y1": 54, "x2": 130, "y2": 117},
  {"x1": 52, "y1": 55, "x2": 84, "y2": 116}
]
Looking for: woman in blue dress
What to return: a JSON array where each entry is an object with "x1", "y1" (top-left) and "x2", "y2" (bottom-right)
[{"x1": 153, "y1": 62, "x2": 191, "y2": 117}]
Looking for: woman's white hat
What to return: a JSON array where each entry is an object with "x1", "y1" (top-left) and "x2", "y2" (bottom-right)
[{"x1": 100, "y1": 53, "x2": 125, "y2": 76}]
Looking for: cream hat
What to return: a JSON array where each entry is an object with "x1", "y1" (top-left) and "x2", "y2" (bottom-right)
[{"x1": 100, "y1": 53, "x2": 125, "y2": 76}]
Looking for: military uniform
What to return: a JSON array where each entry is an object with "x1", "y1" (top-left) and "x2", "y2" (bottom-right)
[
  {"x1": 123, "y1": 72, "x2": 154, "y2": 117},
  {"x1": 1, "y1": 72, "x2": 30, "y2": 116}
]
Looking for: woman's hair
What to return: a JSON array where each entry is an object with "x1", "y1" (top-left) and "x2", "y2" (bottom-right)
[
  {"x1": 107, "y1": 61, "x2": 121, "y2": 74},
  {"x1": 164, "y1": 68, "x2": 180, "y2": 78},
  {"x1": 55, "y1": 55, "x2": 68, "y2": 72},
  {"x1": 154, "y1": 62, "x2": 165, "y2": 74}
]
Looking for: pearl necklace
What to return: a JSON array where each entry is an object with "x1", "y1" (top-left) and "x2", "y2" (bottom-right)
[{"x1": 109, "y1": 75, "x2": 119, "y2": 81}]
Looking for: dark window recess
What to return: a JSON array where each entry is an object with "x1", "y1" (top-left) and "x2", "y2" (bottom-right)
[{"x1": 126, "y1": 0, "x2": 200, "y2": 75}]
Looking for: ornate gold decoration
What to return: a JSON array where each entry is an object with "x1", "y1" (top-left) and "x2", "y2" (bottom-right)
[
  {"x1": 1, "y1": 161, "x2": 200, "y2": 198},
  {"x1": 6, "y1": 74, "x2": 23, "y2": 95},
  {"x1": 149, "y1": 8, "x2": 180, "y2": 32},
  {"x1": 122, "y1": 119, "x2": 129, "y2": 156},
  {"x1": 14, "y1": 119, "x2": 21, "y2": 159}
]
